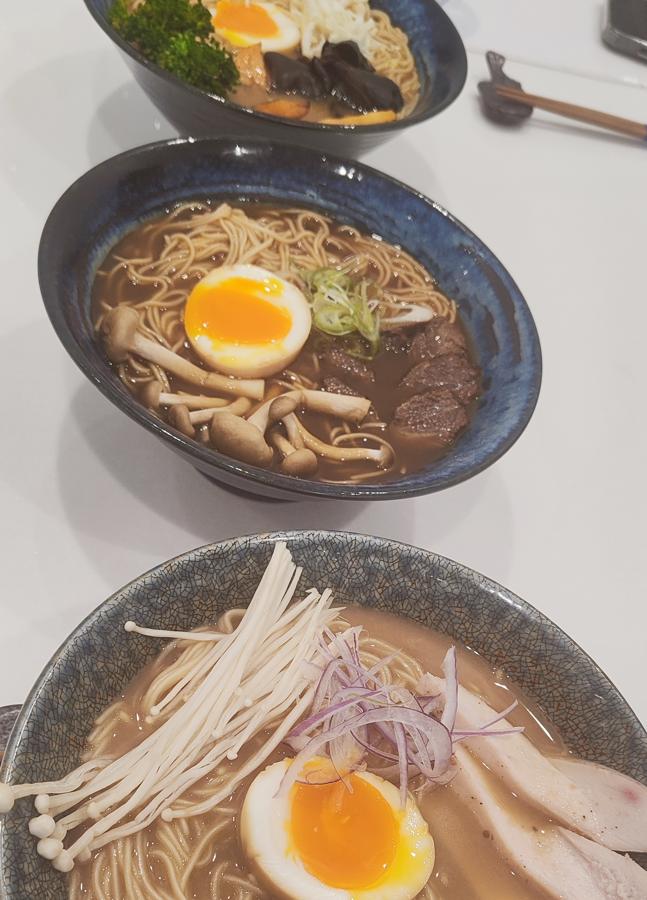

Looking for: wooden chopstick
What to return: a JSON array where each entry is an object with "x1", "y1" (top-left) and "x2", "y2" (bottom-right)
[{"x1": 495, "y1": 83, "x2": 647, "y2": 141}]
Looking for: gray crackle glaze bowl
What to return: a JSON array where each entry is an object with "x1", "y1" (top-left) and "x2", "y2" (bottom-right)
[
  {"x1": 83, "y1": 0, "x2": 467, "y2": 156},
  {"x1": 1, "y1": 531, "x2": 646, "y2": 897},
  {"x1": 38, "y1": 137, "x2": 542, "y2": 501}
]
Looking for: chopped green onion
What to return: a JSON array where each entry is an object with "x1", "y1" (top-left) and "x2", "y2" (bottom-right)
[{"x1": 303, "y1": 267, "x2": 381, "y2": 357}]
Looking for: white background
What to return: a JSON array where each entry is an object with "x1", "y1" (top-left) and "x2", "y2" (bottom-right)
[{"x1": 1, "y1": 0, "x2": 646, "y2": 725}]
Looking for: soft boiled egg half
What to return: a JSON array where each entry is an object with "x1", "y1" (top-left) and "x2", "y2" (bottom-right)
[
  {"x1": 210, "y1": 0, "x2": 300, "y2": 52},
  {"x1": 241, "y1": 758, "x2": 435, "y2": 899},
  {"x1": 183, "y1": 264, "x2": 311, "y2": 378}
]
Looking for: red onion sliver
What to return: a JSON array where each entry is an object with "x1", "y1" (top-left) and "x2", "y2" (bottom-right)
[{"x1": 440, "y1": 646, "x2": 458, "y2": 733}]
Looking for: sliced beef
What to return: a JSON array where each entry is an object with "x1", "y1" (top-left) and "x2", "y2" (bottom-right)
[
  {"x1": 399, "y1": 353, "x2": 479, "y2": 405},
  {"x1": 322, "y1": 377, "x2": 360, "y2": 397},
  {"x1": 410, "y1": 317, "x2": 468, "y2": 362},
  {"x1": 392, "y1": 390, "x2": 468, "y2": 445},
  {"x1": 321, "y1": 346, "x2": 375, "y2": 391},
  {"x1": 381, "y1": 330, "x2": 412, "y2": 356}
]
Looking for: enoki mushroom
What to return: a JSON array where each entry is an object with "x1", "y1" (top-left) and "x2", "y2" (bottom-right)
[{"x1": 0, "y1": 543, "x2": 337, "y2": 874}]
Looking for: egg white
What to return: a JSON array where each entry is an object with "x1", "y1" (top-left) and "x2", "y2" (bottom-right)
[
  {"x1": 184, "y1": 264, "x2": 311, "y2": 379},
  {"x1": 210, "y1": 1, "x2": 300, "y2": 53},
  {"x1": 240, "y1": 759, "x2": 435, "y2": 900}
]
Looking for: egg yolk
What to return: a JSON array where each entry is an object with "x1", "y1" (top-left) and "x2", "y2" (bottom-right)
[
  {"x1": 290, "y1": 775, "x2": 399, "y2": 890},
  {"x1": 213, "y1": 0, "x2": 279, "y2": 38},
  {"x1": 185, "y1": 276, "x2": 292, "y2": 345}
]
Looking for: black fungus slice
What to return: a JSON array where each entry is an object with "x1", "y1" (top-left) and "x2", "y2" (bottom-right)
[
  {"x1": 265, "y1": 41, "x2": 404, "y2": 113},
  {"x1": 321, "y1": 40, "x2": 375, "y2": 72},
  {"x1": 317, "y1": 42, "x2": 403, "y2": 113}
]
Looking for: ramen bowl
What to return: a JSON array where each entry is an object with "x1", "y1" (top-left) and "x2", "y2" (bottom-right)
[
  {"x1": 1, "y1": 530, "x2": 646, "y2": 897},
  {"x1": 83, "y1": 0, "x2": 467, "y2": 156},
  {"x1": 38, "y1": 137, "x2": 541, "y2": 501}
]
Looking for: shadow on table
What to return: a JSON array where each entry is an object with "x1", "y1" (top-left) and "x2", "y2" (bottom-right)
[
  {"x1": 86, "y1": 80, "x2": 177, "y2": 165},
  {"x1": 53, "y1": 381, "x2": 510, "y2": 581},
  {"x1": 0, "y1": 46, "x2": 175, "y2": 215}
]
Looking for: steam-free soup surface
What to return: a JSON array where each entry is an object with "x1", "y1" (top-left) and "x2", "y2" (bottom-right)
[{"x1": 70, "y1": 608, "x2": 565, "y2": 899}]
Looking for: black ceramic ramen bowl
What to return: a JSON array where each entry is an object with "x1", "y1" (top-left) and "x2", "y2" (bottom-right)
[
  {"x1": 38, "y1": 138, "x2": 541, "y2": 501},
  {"x1": 83, "y1": 0, "x2": 467, "y2": 155},
  {"x1": 1, "y1": 531, "x2": 646, "y2": 897}
]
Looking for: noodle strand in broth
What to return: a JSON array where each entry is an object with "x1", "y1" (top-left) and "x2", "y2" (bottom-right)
[{"x1": 92, "y1": 202, "x2": 476, "y2": 484}]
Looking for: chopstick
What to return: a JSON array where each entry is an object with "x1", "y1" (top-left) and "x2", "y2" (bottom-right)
[{"x1": 495, "y1": 83, "x2": 647, "y2": 141}]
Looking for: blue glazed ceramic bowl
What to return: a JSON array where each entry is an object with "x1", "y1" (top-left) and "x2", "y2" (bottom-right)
[
  {"x1": 83, "y1": 0, "x2": 467, "y2": 156},
  {"x1": 38, "y1": 138, "x2": 541, "y2": 500},
  {"x1": 1, "y1": 531, "x2": 646, "y2": 898}
]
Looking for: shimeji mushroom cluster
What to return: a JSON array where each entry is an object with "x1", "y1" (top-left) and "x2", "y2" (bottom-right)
[
  {"x1": 210, "y1": 388, "x2": 386, "y2": 475},
  {"x1": 0, "y1": 543, "x2": 337, "y2": 873},
  {"x1": 100, "y1": 305, "x2": 391, "y2": 476}
]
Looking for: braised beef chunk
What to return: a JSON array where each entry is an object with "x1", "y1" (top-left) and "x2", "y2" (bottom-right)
[
  {"x1": 392, "y1": 391, "x2": 468, "y2": 445},
  {"x1": 410, "y1": 318, "x2": 468, "y2": 362},
  {"x1": 400, "y1": 353, "x2": 479, "y2": 405},
  {"x1": 264, "y1": 53, "x2": 325, "y2": 99},
  {"x1": 322, "y1": 377, "x2": 360, "y2": 397},
  {"x1": 381, "y1": 330, "x2": 412, "y2": 356},
  {"x1": 321, "y1": 347, "x2": 375, "y2": 389}
]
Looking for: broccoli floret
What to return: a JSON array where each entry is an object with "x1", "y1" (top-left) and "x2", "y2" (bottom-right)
[
  {"x1": 109, "y1": 0, "x2": 238, "y2": 95},
  {"x1": 159, "y1": 33, "x2": 239, "y2": 94},
  {"x1": 109, "y1": 0, "x2": 131, "y2": 33}
]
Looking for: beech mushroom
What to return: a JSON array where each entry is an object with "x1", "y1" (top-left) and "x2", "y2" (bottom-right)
[
  {"x1": 283, "y1": 413, "x2": 304, "y2": 450},
  {"x1": 101, "y1": 308, "x2": 264, "y2": 400},
  {"x1": 140, "y1": 382, "x2": 229, "y2": 411},
  {"x1": 301, "y1": 389, "x2": 370, "y2": 423},
  {"x1": 268, "y1": 431, "x2": 318, "y2": 477},
  {"x1": 285, "y1": 413, "x2": 391, "y2": 466},
  {"x1": 210, "y1": 413, "x2": 273, "y2": 468},
  {"x1": 280, "y1": 448, "x2": 319, "y2": 477},
  {"x1": 166, "y1": 398, "x2": 253, "y2": 435},
  {"x1": 188, "y1": 397, "x2": 252, "y2": 426},
  {"x1": 167, "y1": 404, "x2": 195, "y2": 438},
  {"x1": 247, "y1": 389, "x2": 370, "y2": 434},
  {"x1": 267, "y1": 395, "x2": 300, "y2": 425}
]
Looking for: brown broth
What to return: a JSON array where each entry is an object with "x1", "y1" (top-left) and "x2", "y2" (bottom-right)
[
  {"x1": 91, "y1": 203, "x2": 479, "y2": 484},
  {"x1": 71, "y1": 607, "x2": 568, "y2": 900}
]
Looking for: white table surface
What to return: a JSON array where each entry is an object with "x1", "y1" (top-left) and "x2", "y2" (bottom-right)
[{"x1": 1, "y1": 0, "x2": 646, "y2": 726}]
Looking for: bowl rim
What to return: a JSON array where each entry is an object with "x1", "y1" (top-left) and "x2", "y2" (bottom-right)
[
  {"x1": 2, "y1": 529, "x2": 645, "y2": 791},
  {"x1": 82, "y1": 0, "x2": 468, "y2": 135},
  {"x1": 38, "y1": 136, "x2": 542, "y2": 500}
]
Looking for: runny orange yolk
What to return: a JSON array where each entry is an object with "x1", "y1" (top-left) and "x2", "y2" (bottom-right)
[
  {"x1": 290, "y1": 775, "x2": 399, "y2": 890},
  {"x1": 213, "y1": 0, "x2": 279, "y2": 38},
  {"x1": 184, "y1": 276, "x2": 292, "y2": 346}
]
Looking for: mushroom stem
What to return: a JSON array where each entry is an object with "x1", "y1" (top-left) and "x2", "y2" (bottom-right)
[
  {"x1": 283, "y1": 414, "x2": 304, "y2": 449},
  {"x1": 268, "y1": 431, "x2": 297, "y2": 458},
  {"x1": 247, "y1": 391, "x2": 302, "y2": 434},
  {"x1": 163, "y1": 393, "x2": 229, "y2": 410},
  {"x1": 287, "y1": 414, "x2": 390, "y2": 465},
  {"x1": 247, "y1": 389, "x2": 370, "y2": 435},
  {"x1": 101, "y1": 308, "x2": 265, "y2": 400},
  {"x1": 141, "y1": 382, "x2": 231, "y2": 411},
  {"x1": 268, "y1": 432, "x2": 318, "y2": 477},
  {"x1": 188, "y1": 397, "x2": 252, "y2": 425},
  {"x1": 301, "y1": 389, "x2": 370, "y2": 423}
]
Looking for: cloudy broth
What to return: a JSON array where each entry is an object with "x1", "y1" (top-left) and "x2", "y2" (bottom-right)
[{"x1": 71, "y1": 607, "x2": 565, "y2": 899}]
